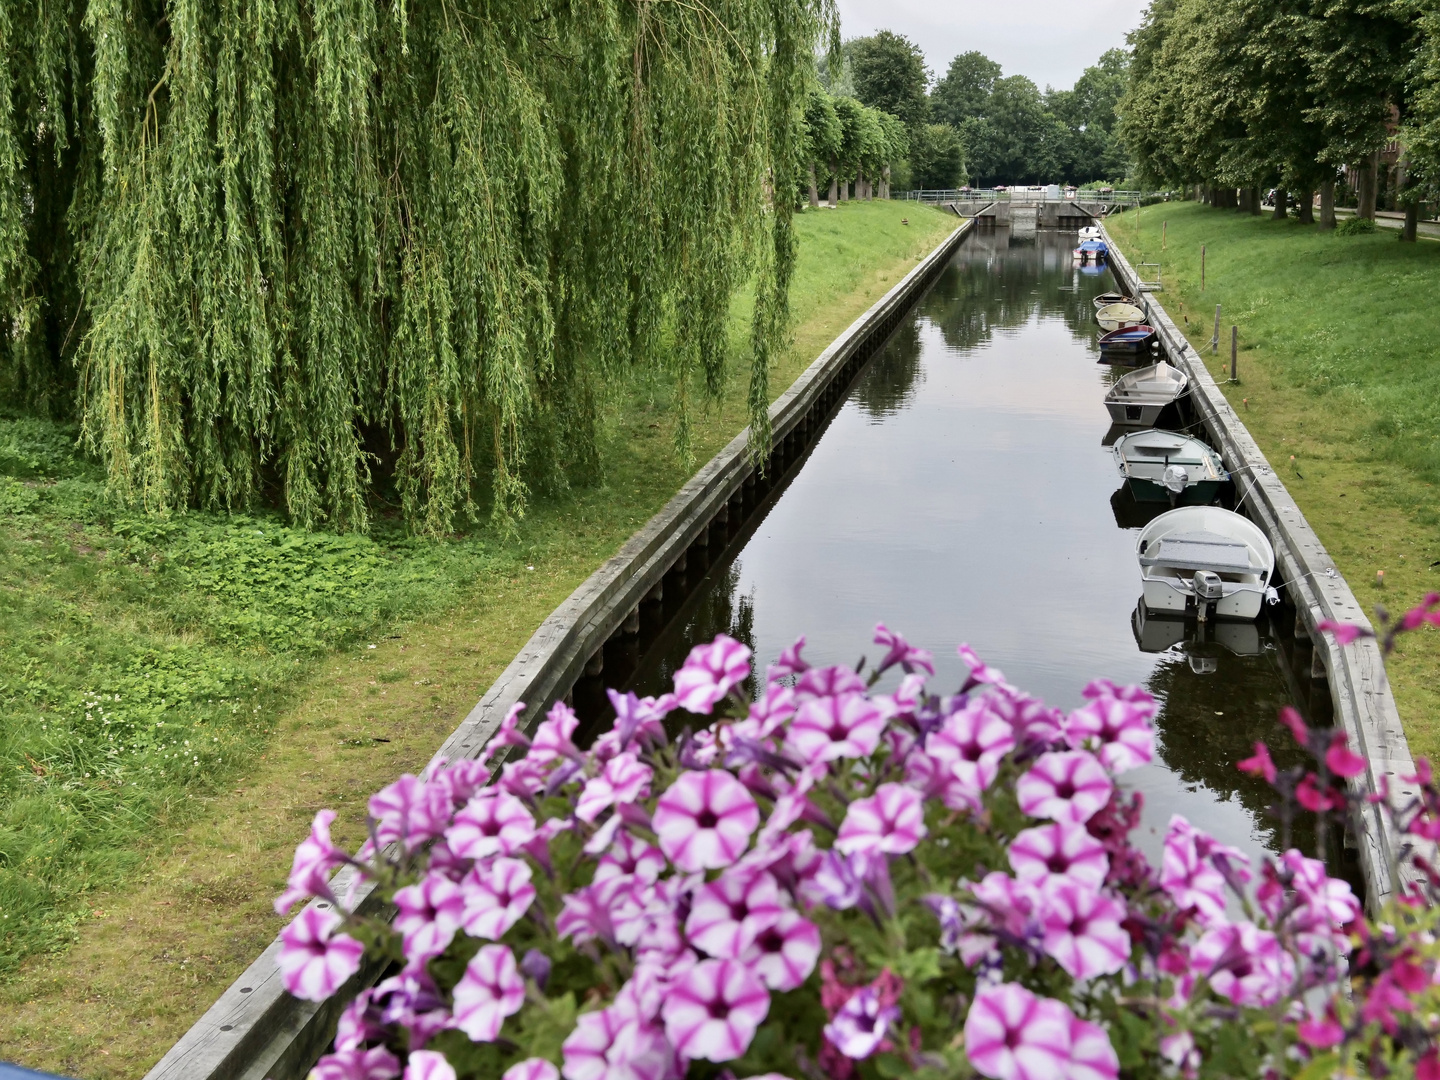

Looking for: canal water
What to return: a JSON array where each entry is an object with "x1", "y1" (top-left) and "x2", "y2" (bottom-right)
[{"x1": 587, "y1": 225, "x2": 1339, "y2": 870}]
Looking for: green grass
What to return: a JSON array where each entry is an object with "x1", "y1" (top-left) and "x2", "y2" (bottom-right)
[
  {"x1": 0, "y1": 199, "x2": 957, "y2": 1078},
  {"x1": 1107, "y1": 201, "x2": 1440, "y2": 755}
]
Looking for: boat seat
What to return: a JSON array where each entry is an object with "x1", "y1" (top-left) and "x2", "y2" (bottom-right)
[{"x1": 1139, "y1": 530, "x2": 1255, "y2": 575}]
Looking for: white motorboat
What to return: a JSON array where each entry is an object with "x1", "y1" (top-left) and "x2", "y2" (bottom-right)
[
  {"x1": 1105, "y1": 360, "x2": 1189, "y2": 426},
  {"x1": 1113, "y1": 429, "x2": 1228, "y2": 504},
  {"x1": 1078, "y1": 225, "x2": 1104, "y2": 243},
  {"x1": 1136, "y1": 506, "x2": 1276, "y2": 620},
  {"x1": 1096, "y1": 302, "x2": 1146, "y2": 332}
]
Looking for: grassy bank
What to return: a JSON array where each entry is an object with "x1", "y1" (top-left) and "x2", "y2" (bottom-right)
[
  {"x1": 1106, "y1": 201, "x2": 1440, "y2": 755},
  {"x1": 0, "y1": 200, "x2": 957, "y2": 1077}
]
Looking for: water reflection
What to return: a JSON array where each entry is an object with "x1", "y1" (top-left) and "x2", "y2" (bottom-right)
[{"x1": 603, "y1": 226, "x2": 1348, "y2": 877}]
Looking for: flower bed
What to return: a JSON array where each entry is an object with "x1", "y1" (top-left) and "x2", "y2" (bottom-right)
[{"x1": 275, "y1": 597, "x2": 1440, "y2": 1080}]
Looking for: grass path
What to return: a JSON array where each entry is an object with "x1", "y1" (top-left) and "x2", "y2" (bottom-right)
[
  {"x1": 1107, "y1": 202, "x2": 1440, "y2": 756},
  {"x1": 0, "y1": 200, "x2": 956, "y2": 1078}
]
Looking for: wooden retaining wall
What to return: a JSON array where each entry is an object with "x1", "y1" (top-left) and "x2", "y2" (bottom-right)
[
  {"x1": 1103, "y1": 227, "x2": 1425, "y2": 912},
  {"x1": 141, "y1": 216, "x2": 977, "y2": 1080}
]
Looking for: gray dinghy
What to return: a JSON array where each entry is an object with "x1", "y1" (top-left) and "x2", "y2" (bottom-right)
[{"x1": 1104, "y1": 360, "x2": 1188, "y2": 427}]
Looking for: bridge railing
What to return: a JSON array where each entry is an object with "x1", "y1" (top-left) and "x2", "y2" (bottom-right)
[{"x1": 896, "y1": 188, "x2": 1149, "y2": 207}]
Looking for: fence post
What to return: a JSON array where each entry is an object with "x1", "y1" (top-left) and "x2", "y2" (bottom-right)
[
  {"x1": 1231, "y1": 324, "x2": 1238, "y2": 381},
  {"x1": 1162, "y1": 220, "x2": 1167, "y2": 251},
  {"x1": 1201, "y1": 244, "x2": 1206, "y2": 290},
  {"x1": 1211, "y1": 305, "x2": 1220, "y2": 353}
]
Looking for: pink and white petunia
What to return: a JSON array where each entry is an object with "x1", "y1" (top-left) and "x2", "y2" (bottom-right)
[
  {"x1": 562, "y1": 1006, "x2": 672, "y2": 1080},
  {"x1": 276, "y1": 809, "x2": 344, "y2": 915},
  {"x1": 446, "y1": 790, "x2": 537, "y2": 861},
  {"x1": 742, "y1": 909, "x2": 821, "y2": 991},
  {"x1": 1063, "y1": 694, "x2": 1155, "y2": 774},
  {"x1": 661, "y1": 958, "x2": 771, "y2": 1062},
  {"x1": 1190, "y1": 921, "x2": 1295, "y2": 1007},
  {"x1": 460, "y1": 856, "x2": 536, "y2": 940},
  {"x1": 823, "y1": 984, "x2": 900, "y2": 1059},
  {"x1": 957, "y1": 643, "x2": 1007, "y2": 689},
  {"x1": 602, "y1": 689, "x2": 675, "y2": 754},
  {"x1": 502, "y1": 1060, "x2": 560, "y2": 1080},
  {"x1": 771, "y1": 635, "x2": 810, "y2": 679},
  {"x1": 652, "y1": 770, "x2": 760, "y2": 872},
  {"x1": 393, "y1": 870, "x2": 466, "y2": 962},
  {"x1": 873, "y1": 622, "x2": 935, "y2": 675},
  {"x1": 685, "y1": 870, "x2": 784, "y2": 958},
  {"x1": 1016, "y1": 751, "x2": 1113, "y2": 823},
  {"x1": 452, "y1": 944, "x2": 525, "y2": 1042},
  {"x1": 1066, "y1": 1013, "x2": 1121, "y2": 1080},
  {"x1": 835, "y1": 783, "x2": 927, "y2": 857},
  {"x1": 530, "y1": 701, "x2": 584, "y2": 765},
  {"x1": 368, "y1": 774, "x2": 452, "y2": 855},
  {"x1": 577, "y1": 752, "x2": 653, "y2": 823},
  {"x1": 926, "y1": 697, "x2": 1016, "y2": 792},
  {"x1": 403, "y1": 1051, "x2": 456, "y2": 1080},
  {"x1": 1039, "y1": 878, "x2": 1131, "y2": 980},
  {"x1": 963, "y1": 982, "x2": 1070, "y2": 1080},
  {"x1": 310, "y1": 1047, "x2": 402, "y2": 1080},
  {"x1": 673, "y1": 635, "x2": 752, "y2": 714},
  {"x1": 277, "y1": 906, "x2": 365, "y2": 1002},
  {"x1": 1008, "y1": 820, "x2": 1109, "y2": 889},
  {"x1": 794, "y1": 664, "x2": 867, "y2": 701},
  {"x1": 1160, "y1": 815, "x2": 1232, "y2": 925},
  {"x1": 785, "y1": 693, "x2": 887, "y2": 764},
  {"x1": 595, "y1": 831, "x2": 668, "y2": 883}
]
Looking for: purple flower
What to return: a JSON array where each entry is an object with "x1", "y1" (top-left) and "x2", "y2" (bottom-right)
[
  {"x1": 562, "y1": 1006, "x2": 672, "y2": 1080},
  {"x1": 835, "y1": 783, "x2": 927, "y2": 857},
  {"x1": 653, "y1": 770, "x2": 760, "y2": 872},
  {"x1": 1160, "y1": 816, "x2": 1231, "y2": 924},
  {"x1": 674, "y1": 634, "x2": 752, "y2": 714},
  {"x1": 446, "y1": 790, "x2": 537, "y2": 860},
  {"x1": 1317, "y1": 618, "x2": 1367, "y2": 646},
  {"x1": 371, "y1": 968, "x2": 447, "y2": 1044},
  {"x1": 785, "y1": 693, "x2": 886, "y2": 764},
  {"x1": 431, "y1": 759, "x2": 493, "y2": 809},
  {"x1": 772, "y1": 635, "x2": 810, "y2": 678},
  {"x1": 494, "y1": 702, "x2": 531, "y2": 748},
  {"x1": 685, "y1": 870, "x2": 784, "y2": 958},
  {"x1": 662, "y1": 958, "x2": 771, "y2": 1062},
  {"x1": 794, "y1": 664, "x2": 867, "y2": 701},
  {"x1": 745, "y1": 682, "x2": 798, "y2": 738},
  {"x1": 393, "y1": 870, "x2": 465, "y2": 962},
  {"x1": 521, "y1": 948, "x2": 552, "y2": 990},
  {"x1": 1063, "y1": 694, "x2": 1155, "y2": 774},
  {"x1": 276, "y1": 809, "x2": 344, "y2": 915},
  {"x1": 369, "y1": 775, "x2": 451, "y2": 854},
  {"x1": 556, "y1": 878, "x2": 625, "y2": 946},
  {"x1": 602, "y1": 690, "x2": 674, "y2": 754},
  {"x1": 1038, "y1": 878, "x2": 1130, "y2": 979},
  {"x1": 452, "y1": 943, "x2": 525, "y2": 1041},
  {"x1": 310, "y1": 1047, "x2": 401, "y2": 1080},
  {"x1": 277, "y1": 906, "x2": 365, "y2": 1002},
  {"x1": 460, "y1": 856, "x2": 536, "y2": 940},
  {"x1": 957, "y1": 643, "x2": 1007, "y2": 689},
  {"x1": 1066, "y1": 1013, "x2": 1120, "y2": 1080},
  {"x1": 804, "y1": 848, "x2": 868, "y2": 910},
  {"x1": 926, "y1": 698, "x2": 1016, "y2": 793},
  {"x1": 595, "y1": 831, "x2": 667, "y2": 883},
  {"x1": 742, "y1": 909, "x2": 821, "y2": 991},
  {"x1": 823, "y1": 984, "x2": 900, "y2": 1060},
  {"x1": 873, "y1": 622, "x2": 935, "y2": 675},
  {"x1": 1008, "y1": 820, "x2": 1109, "y2": 889},
  {"x1": 531, "y1": 701, "x2": 583, "y2": 765},
  {"x1": 577, "y1": 752, "x2": 653, "y2": 823},
  {"x1": 335, "y1": 989, "x2": 386, "y2": 1051},
  {"x1": 503, "y1": 1060, "x2": 560, "y2": 1080},
  {"x1": 1190, "y1": 921, "x2": 1294, "y2": 1007},
  {"x1": 989, "y1": 688, "x2": 1065, "y2": 747},
  {"x1": 403, "y1": 1051, "x2": 456, "y2": 1080},
  {"x1": 963, "y1": 983, "x2": 1070, "y2": 1080},
  {"x1": 1326, "y1": 732, "x2": 1366, "y2": 779},
  {"x1": 1016, "y1": 751, "x2": 1113, "y2": 823}
]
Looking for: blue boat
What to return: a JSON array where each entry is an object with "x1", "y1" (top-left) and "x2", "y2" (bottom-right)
[
  {"x1": 1074, "y1": 239, "x2": 1108, "y2": 263},
  {"x1": 1098, "y1": 324, "x2": 1158, "y2": 359}
]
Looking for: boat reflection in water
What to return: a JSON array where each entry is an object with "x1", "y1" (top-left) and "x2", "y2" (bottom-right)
[{"x1": 1132, "y1": 599, "x2": 1271, "y2": 674}]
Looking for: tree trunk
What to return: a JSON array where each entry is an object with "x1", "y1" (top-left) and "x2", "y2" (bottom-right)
[
  {"x1": 840, "y1": 173, "x2": 848, "y2": 201},
  {"x1": 1242, "y1": 187, "x2": 1260, "y2": 214},
  {"x1": 1272, "y1": 187, "x2": 1288, "y2": 220},
  {"x1": 1319, "y1": 180, "x2": 1335, "y2": 229},
  {"x1": 807, "y1": 161, "x2": 819, "y2": 209},
  {"x1": 882, "y1": 164, "x2": 891, "y2": 199},
  {"x1": 1358, "y1": 152, "x2": 1379, "y2": 220},
  {"x1": 828, "y1": 160, "x2": 838, "y2": 207},
  {"x1": 1403, "y1": 201, "x2": 1419, "y2": 241},
  {"x1": 1296, "y1": 189, "x2": 1314, "y2": 224}
]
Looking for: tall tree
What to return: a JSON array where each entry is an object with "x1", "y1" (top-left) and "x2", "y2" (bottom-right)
[
  {"x1": 848, "y1": 30, "x2": 931, "y2": 129},
  {"x1": 930, "y1": 51, "x2": 1002, "y2": 128}
]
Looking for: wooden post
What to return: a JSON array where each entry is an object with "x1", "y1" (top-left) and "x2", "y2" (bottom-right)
[
  {"x1": 1201, "y1": 244, "x2": 1206, "y2": 290},
  {"x1": 1231, "y1": 324, "x2": 1238, "y2": 381},
  {"x1": 1211, "y1": 305, "x2": 1221, "y2": 353},
  {"x1": 1162, "y1": 220, "x2": 1167, "y2": 250}
]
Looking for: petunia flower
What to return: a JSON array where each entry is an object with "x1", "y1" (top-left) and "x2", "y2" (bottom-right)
[
  {"x1": 1063, "y1": 695, "x2": 1154, "y2": 774},
  {"x1": 988, "y1": 687, "x2": 1065, "y2": 747},
  {"x1": 1296, "y1": 773, "x2": 1343, "y2": 812},
  {"x1": 785, "y1": 692, "x2": 886, "y2": 764},
  {"x1": 1326, "y1": 732, "x2": 1366, "y2": 779},
  {"x1": 595, "y1": 831, "x2": 667, "y2": 883},
  {"x1": 772, "y1": 635, "x2": 810, "y2": 678},
  {"x1": 393, "y1": 870, "x2": 466, "y2": 962},
  {"x1": 368, "y1": 774, "x2": 451, "y2": 855},
  {"x1": 745, "y1": 682, "x2": 799, "y2": 738},
  {"x1": 652, "y1": 770, "x2": 760, "y2": 872},
  {"x1": 460, "y1": 856, "x2": 536, "y2": 940},
  {"x1": 823, "y1": 983, "x2": 900, "y2": 1060},
  {"x1": 1008, "y1": 820, "x2": 1109, "y2": 889},
  {"x1": 794, "y1": 663, "x2": 867, "y2": 701},
  {"x1": 1016, "y1": 751, "x2": 1113, "y2": 823},
  {"x1": 873, "y1": 622, "x2": 935, "y2": 675},
  {"x1": 430, "y1": 759, "x2": 493, "y2": 810},
  {"x1": 603, "y1": 689, "x2": 675, "y2": 753},
  {"x1": 446, "y1": 789, "x2": 537, "y2": 860},
  {"x1": 661, "y1": 958, "x2": 771, "y2": 1062},
  {"x1": 926, "y1": 697, "x2": 1016, "y2": 792},
  {"x1": 403, "y1": 1051, "x2": 456, "y2": 1080},
  {"x1": 957, "y1": 643, "x2": 1007, "y2": 690},
  {"x1": 531, "y1": 701, "x2": 584, "y2": 765},
  {"x1": 803, "y1": 848, "x2": 868, "y2": 910},
  {"x1": 685, "y1": 870, "x2": 784, "y2": 958},
  {"x1": 742, "y1": 909, "x2": 821, "y2": 991},
  {"x1": 577, "y1": 752, "x2": 653, "y2": 823},
  {"x1": 1160, "y1": 815, "x2": 1230, "y2": 925},
  {"x1": 835, "y1": 783, "x2": 927, "y2": 856},
  {"x1": 963, "y1": 983, "x2": 1070, "y2": 1080},
  {"x1": 370, "y1": 968, "x2": 448, "y2": 1046},
  {"x1": 1190, "y1": 921, "x2": 1294, "y2": 1007},
  {"x1": 1317, "y1": 619, "x2": 1368, "y2": 646},
  {"x1": 1236, "y1": 741, "x2": 1277, "y2": 783},
  {"x1": 1039, "y1": 878, "x2": 1130, "y2": 979},
  {"x1": 1296, "y1": 1014, "x2": 1345, "y2": 1050},
  {"x1": 310, "y1": 1046, "x2": 402, "y2": 1080},
  {"x1": 1066, "y1": 1012, "x2": 1121, "y2": 1080},
  {"x1": 277, "y1": 906, "x2": 365, "y2": 1002},
  {"x1": 503, "y1": 1060, "x2": 560, "y2": 1080},
  {"x1": 673, "y1": 634, "x2": 752, "y2": 714},
  {"x1": 452, "y1": 943, "x2": 525, "y2": 1042},
  {"x1": 334, "y1": 989, "x2": 386, "y2": 1052},
  {"x1": 276, "y1": 809, "x2": 344, "y2": 915},
  {"x1": 562, "y1": 1005, "x2": 672, "y2": 1080}
]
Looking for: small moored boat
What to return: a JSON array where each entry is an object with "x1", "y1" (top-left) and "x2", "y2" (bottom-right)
[
  {"x1": 1096, "y1": 302, "x2": 1146, "y2": 332},
  {"x1": 1098, "y1": 325, "x2": 1158, "y2": 358},
  {"x1": 1136, "y1": 506, "x2": 1276, "y2": 620},
  {"x1": 1112, "y1": 429, "x2": 1228, "y2": 504},
  {"x1": 1104, "y1": 360, "x2": 1189, "y2": 426},
  {"x1": 1092, "y1": 291, "x2": 1133, "y2": 310},
  {"x1": 1078, "y1": 225, "x2": 1104, "y2": 243},
  {"x1": 1074, "y1": 239, "x2": 1108, "y2": 263}
]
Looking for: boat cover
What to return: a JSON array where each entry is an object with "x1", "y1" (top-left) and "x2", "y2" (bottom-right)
[{"x1": 1139, "y1": 529, "x2": 1254, "y2": 575}]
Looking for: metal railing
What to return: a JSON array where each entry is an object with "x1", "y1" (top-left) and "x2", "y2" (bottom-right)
[{"x1": 898, "y1": 188, "x2": 1147, "y2": 206}]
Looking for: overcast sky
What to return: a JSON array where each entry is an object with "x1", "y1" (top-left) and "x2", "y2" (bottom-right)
[{"x1": 835, "y1": 0, "x2": 1150, "y2": 91}]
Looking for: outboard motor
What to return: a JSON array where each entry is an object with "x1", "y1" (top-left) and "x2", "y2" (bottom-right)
[
  {"x1": 1192, "y1": 570, "x2": 1224, "y2": 621},
  {"x1": 1163, "y1": 464, "x2": 1189, "y2": 506}
]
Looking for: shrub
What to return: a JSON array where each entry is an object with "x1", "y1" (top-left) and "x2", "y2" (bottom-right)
[{"x1": 1336, "y1": 216, "x2": 1378, "y2": 235}]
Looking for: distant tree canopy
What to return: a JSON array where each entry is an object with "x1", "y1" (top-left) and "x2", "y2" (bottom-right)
[
  {"x1": 0, "y1": 0, "x2": 833, "y2": 533},
  {"x1": 849, "y1": 30, "x2": 931, "y2": 129}
]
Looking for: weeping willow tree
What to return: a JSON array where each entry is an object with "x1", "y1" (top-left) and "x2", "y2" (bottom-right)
[{"x1": 0, "y1": 0, "x2": 833, "y2": 532}]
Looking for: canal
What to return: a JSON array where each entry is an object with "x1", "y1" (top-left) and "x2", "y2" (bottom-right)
[{"x1": 582, "y1": 223, "x2": 1340, "y2": 870}]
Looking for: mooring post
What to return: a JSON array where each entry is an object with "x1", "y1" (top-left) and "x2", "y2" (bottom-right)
[
  {"x1": 1211, "y1": 305, "x2": 1220, "y2": 353},
  {"x1": 1162, "y1": 220, "x2": 1167, "y2": 250},
  {"x1": 1231, "y1": 325, "x2": 1238, "y2": 381}
]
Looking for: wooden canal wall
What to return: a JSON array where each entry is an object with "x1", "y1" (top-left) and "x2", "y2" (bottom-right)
[
  {"x1": 1104, "y1": 227, "x2": 1426, "y2": 913},
  {"x1": 141, "y1": 216, "x2": 978, "y2": 1080}
]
